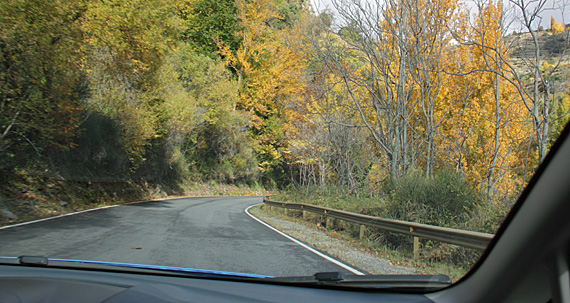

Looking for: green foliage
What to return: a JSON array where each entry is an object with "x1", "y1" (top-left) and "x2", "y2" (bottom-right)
[
  {"x1": 276, "y1": 170, "x2": 487, "y2": 267},
  {"x1": 178, "y1": 0, "x2": 242, "y2": 57},
  {"x1": 544, "y1": 34, "x2": 568, "y2": 54},
  {"x1": 276, "y1": 183, "x2": 385, "y2": 213},
  {"x1": 267, "y1": 0, "x2": 303, "y2": 29},
  {"x1": 173, "y1": 49, "x2": 236, "y2": 118},
  {"x1": 166, "y1": 46, "x2": 259, "y2": 183},
  {"x1": 1, "y1": 0, "x2": 281, "y2": 190},
  {"x1": 463, "y1": 200, "x2": 512, "y2": 234},
  {"x1": 80, "y1": 0, "x2": 180, "y2": 172},
  {"x1": 82, "y1": 0, "x2": 176, "y2": 87},
  {"x1": 50, "y1": 113, "x2": 128, "y2": 180},
  {"x1": 0, "y1": 0, "x2": 84, "y2": 170},
  {"x1": 386, "y1": 170, "x2": 481, "y2": 227},
  {"x1": 549, "y1": 92, "x2": 570, "y2": 147},
  {"x1": 338, "y1": 22, "x2": 364, "y2": 42}
]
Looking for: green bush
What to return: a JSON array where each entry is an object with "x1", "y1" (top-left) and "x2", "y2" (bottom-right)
[
  {"x1": 462, "y1": 200, "x2": 512, "y2": 234},
  {"x1": 372, "y1": 169, "x2": 483, "y2": 253},
  {"x1": 544, "y1": 35, "x2": 567, "y2": 54},
  {"x1": 49, "y1": 113, "x2": 129, "y2": 180},
  {"x1": 386, "y1": 170, "x2": 481, "y2": 227}
]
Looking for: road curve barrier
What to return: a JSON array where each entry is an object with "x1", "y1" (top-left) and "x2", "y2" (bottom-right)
[{"x1": 262, "y1": 197, "x2": 493, "y2": 253}]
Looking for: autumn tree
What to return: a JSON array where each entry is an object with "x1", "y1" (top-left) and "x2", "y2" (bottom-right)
[
  {"x1": 178, "y1": 0, "x2": 242, "y2": 57},
  {"x1": 459, "y1": 0, "x2": 570, "y2": 165},
  {"x1": 550, "y1": 17, "x2": 565, "y2": 34},
  {"x1": 219, "y1": 0, "x2": 308, "y2": 183},
  {"x1": 80, "y1": 0, "x2": 177, "y2": 171},
  {"x1": 439, "y1": 0, "x2": 531, "y2": 199},
  {"x1": 306, "y1": 0, "x2": 463, "y2": 181},
  {"x1": 0, "y1": 0, "x2": 84, "y2": 170},
  {"x1": 299, "y1": 0, "x2": 536, "y2": 200}
]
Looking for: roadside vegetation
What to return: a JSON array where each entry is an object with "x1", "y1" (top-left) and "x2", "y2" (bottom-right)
[
  {"x1": 270, "y1": 169, "x2": 506, "y2": 273},
  {"x1": 252, "y1": 204, "x2": 473, "y2": 281},
  {"x1": 0, "y1": 0, "x2": 569, "y2": 276}
]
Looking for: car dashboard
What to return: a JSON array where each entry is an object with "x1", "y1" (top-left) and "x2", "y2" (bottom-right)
[{"x1": 0, "y1": 265, "x2": 436, "y2": 303}]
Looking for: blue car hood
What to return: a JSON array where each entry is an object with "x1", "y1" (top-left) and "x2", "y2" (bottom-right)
[{"x1": 0, "y1": 256, "x2": 273, "y2": 279}]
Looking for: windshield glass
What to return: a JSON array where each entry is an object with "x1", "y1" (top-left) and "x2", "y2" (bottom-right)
[{"x1": 0, "y1": 0, "x2": 569, "y2": 287}]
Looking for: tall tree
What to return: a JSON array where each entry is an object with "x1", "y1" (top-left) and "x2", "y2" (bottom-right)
[
  {"x1": 442, "y1": 0, "x2": 530, "y2": 199},
  {"x1": 80, "y1": 0, "x2": 176, "y2": 169},
  {"x1": 219, "y1": 0, "x2": 308, "y2": 181},
  {"x1": 0, "y1": 0, "x2": 84, "y2": 169},
  {"x1": 308, "y1": 0, "x2": 462, "y2": 181},
  {"x1": 457, "y1": 0, "x2": 570, "y2": 164}
]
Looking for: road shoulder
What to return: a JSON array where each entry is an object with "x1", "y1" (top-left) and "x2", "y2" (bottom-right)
[{"x1": 248, "y1": 206, "x2": 414, "y2": 275}]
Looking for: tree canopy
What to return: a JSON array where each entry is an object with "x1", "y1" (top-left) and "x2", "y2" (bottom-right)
[{"x1": 0, "y1": 0, "x2": 568, "y2": 202}]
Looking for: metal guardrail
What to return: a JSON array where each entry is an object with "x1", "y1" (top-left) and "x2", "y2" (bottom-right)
[{"x1": 263, "y1": 198, "x2": 493, "y2": 250}]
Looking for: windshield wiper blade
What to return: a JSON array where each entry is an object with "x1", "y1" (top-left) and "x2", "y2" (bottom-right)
[
  {"x1": 0, "y1": 256, "x2": 273, "y2": 279},
  {"x1": 18, "y1": 256, "x2": 48, "y2": 266},
  {"x1": 269, "y1": 271, "x2": 452, "y2": 289},
  {"x1": 315, "y1": 271, "x2": 344, "y2": 282},
  {"x1": 1, "y1": 257, "x2": 451, "y2": 289}
]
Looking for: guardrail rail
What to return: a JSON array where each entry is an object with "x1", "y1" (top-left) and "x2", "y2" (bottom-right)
[{"x1": 262, "y1": 197, "x2": 494, "y2": 258}]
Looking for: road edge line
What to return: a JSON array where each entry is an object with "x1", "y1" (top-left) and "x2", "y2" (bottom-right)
[
  {"x1": 244, "y1": 204, "x2": 365, "y2": 276},
  {"x1": 0, "y1": 197, "x2": 179, "y2": 231},
  {"x1": 0, "y1": 205, "x2": 120, "y2": 230}
]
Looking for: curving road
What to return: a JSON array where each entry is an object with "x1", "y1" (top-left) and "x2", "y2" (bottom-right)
[{"x1": 0, "y1": 196, "x2": 358, "y2": 276}]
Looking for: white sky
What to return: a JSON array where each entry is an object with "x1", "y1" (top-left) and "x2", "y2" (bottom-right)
[{"x1": 310, "y1": 0, "x2": 569, "y2": 32}]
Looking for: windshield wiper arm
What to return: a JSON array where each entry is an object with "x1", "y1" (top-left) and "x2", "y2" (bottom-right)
[
  {"x1": 314, "y1": 271, "x2": 345, "y2": 282},
  {"x1": 18, "y1": 256, "x2": 48, "y2": 266},
  {"x1": 2, "y1": 257, "x2": 452, "y2": 289},
  {"x1": 269, "y1": 271, "x2": 452, "y2": 289},
  {"x1": 1, "y1": 256, "x2": 274, "y2": 280}
]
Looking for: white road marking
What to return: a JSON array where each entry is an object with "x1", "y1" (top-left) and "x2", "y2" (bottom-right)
[
  {"x1": 244, "y1": 204, "x2": 365, "y2": 276},
  {"x1": 0, "y1": 197, "x2": 176, "y2": 230},
  {"x1": 0, "y1": 205, "x2": 121, "y2": 230},
  {"x1": 2, "y1": 197, "x2": 365, "y2": 276}
]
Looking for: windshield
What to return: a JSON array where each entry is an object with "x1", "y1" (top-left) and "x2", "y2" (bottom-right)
[{"x1": 0, "y1": 0, "x2": 569, "y2": 288}]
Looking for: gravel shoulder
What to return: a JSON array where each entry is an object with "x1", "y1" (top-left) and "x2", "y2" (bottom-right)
[{"x1": 249, "y1": 206, "x2": 414, "y2": 275}]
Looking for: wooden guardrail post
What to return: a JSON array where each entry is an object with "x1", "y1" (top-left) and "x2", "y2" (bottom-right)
[
  {"x1": 359, "y1": 225, "x2": 366, "y2": 240},
  {"x1": 326, "y1": 217, "x2": 333, "y2": 229}
]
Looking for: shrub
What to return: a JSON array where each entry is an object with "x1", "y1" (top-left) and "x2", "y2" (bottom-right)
[
  {"x1": 386, "y1": 170, "x2": 481, "y2": 227},
  {"x1": 462, "y1": 200, "x2": 512, "y2": 234},
  {"x1": 544, "y1": 35, "x2": 567, "y2": 54}
]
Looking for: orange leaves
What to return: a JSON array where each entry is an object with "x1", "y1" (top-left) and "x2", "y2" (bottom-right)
[
  {"x1": 434, "y1": 0, "x2": 532, "y2": 197},
  {"x1": 218, "y1": 0, "x2": 309, "y2": 169},
  {"x1": 551, "y1": 17, "x2": 565, "y2": 34}
]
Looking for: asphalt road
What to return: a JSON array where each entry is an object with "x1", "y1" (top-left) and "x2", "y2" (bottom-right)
[{"x1": 0, "y1": 196, "x2": 355, "y2": 276}]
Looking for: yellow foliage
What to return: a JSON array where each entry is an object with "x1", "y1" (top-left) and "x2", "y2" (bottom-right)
[
  {"x1": 551, "y1": 17, "x2": 565, "y2": 34},
  {"x1": 436, "y1": 0, "x2": 532, "y2": 198},
  {"x1": 219, "y1": 0, "x2": 309, "y2": 169}
]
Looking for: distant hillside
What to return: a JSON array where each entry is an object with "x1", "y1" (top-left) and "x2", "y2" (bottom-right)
[
  {"x1": 508, "y1": 30, "x2": 568, "y2": 60},
  {"x1": 506, "y1": 30, "x2": 569, "y2": 78}
]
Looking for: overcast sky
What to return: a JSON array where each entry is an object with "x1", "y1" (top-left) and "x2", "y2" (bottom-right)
[{"x1": 310, "y1": 0, "x2": 569, "y2": 32}]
